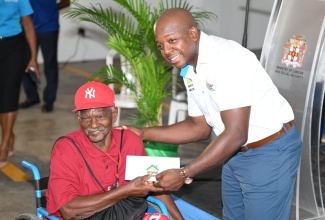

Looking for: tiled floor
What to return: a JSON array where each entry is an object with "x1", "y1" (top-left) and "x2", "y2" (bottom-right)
[{"x1": 0, "y1": 60, "x2": 223, "y2": 220}]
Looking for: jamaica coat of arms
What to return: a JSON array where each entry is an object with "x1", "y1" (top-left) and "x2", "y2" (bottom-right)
[{"x1": 281, "y1": 34, "x2": 307, "y2": 68}]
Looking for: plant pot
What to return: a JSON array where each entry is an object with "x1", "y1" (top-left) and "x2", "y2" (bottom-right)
[{"x1": 144, "y1": 141, "x2": 178, "y2": 157}]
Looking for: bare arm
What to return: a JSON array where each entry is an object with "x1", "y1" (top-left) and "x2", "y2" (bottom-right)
[
  {"x1": 57, "y1": 0, "x2": 70, "y2": 10},
  {"x1": 121, "y1": 115, "x2": 212, "y2": 144},
  {"x1": 155, "y1": 106, "x2": 250, "y2": 191},
  {"x1": 185, "y1": 106, "x2": 250, "y2": 176},
  {"x1": 60, "y1": 174, "x2": 163, "y2": 220},
  {"x1": 21, "y1": 15, "x2": 39, "y2": 77}
]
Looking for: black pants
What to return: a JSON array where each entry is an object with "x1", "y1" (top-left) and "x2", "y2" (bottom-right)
[
  {"x1": 0, "y1": 33, "x2": 25, "y2": 113},
  {"x1": 22, "y1": 30, "x2": 59, "y2": 104},
  {"x1": 86, "y1": 197, "x2": 147, "y2": 220}
]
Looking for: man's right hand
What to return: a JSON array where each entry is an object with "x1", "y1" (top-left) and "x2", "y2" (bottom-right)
[{"x1": 117, "y1": 125, "x2": 145, "y2": 139}]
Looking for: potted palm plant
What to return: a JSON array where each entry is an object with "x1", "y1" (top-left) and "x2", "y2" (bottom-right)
[{"x1": 65, "y1": 0, "x2": 216, "y2": 156}]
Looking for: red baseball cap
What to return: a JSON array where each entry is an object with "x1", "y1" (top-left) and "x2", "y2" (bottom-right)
[{"x1": 72, "y1": 81, "x2": 115, "y2": 112}]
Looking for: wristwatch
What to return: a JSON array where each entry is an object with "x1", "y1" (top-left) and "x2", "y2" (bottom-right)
[{"x1": 180, "y1": 167, "x2": 193, "y2": 184}]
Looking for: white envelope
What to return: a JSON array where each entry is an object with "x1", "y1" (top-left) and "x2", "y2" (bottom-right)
[{"x1": 125, "y1": 155, "x2": 180, "y2": 181}]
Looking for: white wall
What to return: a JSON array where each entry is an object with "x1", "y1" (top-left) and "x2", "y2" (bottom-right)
[
  {"x1": 200, "y1": 1, "x2": 274, "y2": 49},
  {"x1": 53, "y1": 0, "x2": 275, "y2": 64}
]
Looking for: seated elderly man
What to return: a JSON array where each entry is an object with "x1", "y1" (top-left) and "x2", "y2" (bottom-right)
[{"x1": 46, "y1": 81, "x2": 183, "y2": 220}]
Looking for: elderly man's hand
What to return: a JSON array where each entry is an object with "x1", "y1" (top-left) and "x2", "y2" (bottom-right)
[
  {"x1": 153, "y1": 169, "x2": 184, "y2": 191},
  {"x1": 124, "y1": 173, "x2": 164, "y2": 197}
]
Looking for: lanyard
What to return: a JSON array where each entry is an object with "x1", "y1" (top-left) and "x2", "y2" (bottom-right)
[
  {"x1": 106, "y1": 130, "x2": 124, "y2": 188},
  {"x1": 106, "y1": 137, "x2": 122, "y2": 188},
  {"x1": 56, "y1": 129, "x2": 124, "y2": 192}
]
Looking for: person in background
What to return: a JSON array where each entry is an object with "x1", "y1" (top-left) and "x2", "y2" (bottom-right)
[
  {"x1": 46, "y1": 81, "x2": 183, "y2": 220},
  {"x1": 19, "y1": 0, "x2": 70, "y2": 113},
  {"x1": 0, "y1": 0, "x2": 39, "y2": 168},
  {"x1": 122, "y1": 8, "x2": 302, "y2": 220}
]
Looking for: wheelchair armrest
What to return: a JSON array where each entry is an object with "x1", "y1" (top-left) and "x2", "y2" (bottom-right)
[{"x1": 37, "y1": 207, "x2": 59, "y2": 220}]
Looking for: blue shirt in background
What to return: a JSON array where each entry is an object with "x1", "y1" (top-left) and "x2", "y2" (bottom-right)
[
  {"x1": 0, "y1": 0, "x2": 33, "y2": 37},
  {"x1": 29, "y1": 0, "x2": 59, "y2": 33}
]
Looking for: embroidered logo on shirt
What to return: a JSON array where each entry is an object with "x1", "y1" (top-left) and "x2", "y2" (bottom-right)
[
  {"x1": 85, "y1": 87, "x2": 96, "y2": 99},
  {"x1": 187, "y1": 78, "x2": 195, "y2": 92},
  {"x1": 206, "y1": 82, "x2": 215, "y2": 91}
]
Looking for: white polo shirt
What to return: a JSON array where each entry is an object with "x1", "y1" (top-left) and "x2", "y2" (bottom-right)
[{"x1": 182, "y1": 31, "x2": 294, "y2": 144}]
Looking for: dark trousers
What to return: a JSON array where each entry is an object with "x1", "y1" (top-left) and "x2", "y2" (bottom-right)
[
  {"x1": 22, "y1": 30, "x2": 59, "y2": 104},
  {"x1": 0, "y1": 33, "x2": 25, "y2": 112}
]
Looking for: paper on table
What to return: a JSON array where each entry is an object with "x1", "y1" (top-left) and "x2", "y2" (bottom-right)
[{"x1": 125, "y1": 155, "x2": 180, "y2": 181}]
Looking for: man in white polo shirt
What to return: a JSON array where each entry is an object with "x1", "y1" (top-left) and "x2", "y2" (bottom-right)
[{"x1": 122, "y1": 8, "x2": 302, "y2": 220}]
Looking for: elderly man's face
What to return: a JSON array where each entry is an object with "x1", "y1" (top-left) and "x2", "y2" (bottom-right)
[{"x1": 76, "y1": 107, "x2": 117, "y2": 146}]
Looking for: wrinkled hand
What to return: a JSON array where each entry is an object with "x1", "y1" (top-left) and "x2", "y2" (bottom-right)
[
  {"x1": 117, "y1": 125, "x2": 144, "y2": 139},
  {"x1": 154, "y1": 169, "x2": 184, "y2": 191},
  {"x1": 124, "y1": 173, "x2": 163, "y2": 197}
]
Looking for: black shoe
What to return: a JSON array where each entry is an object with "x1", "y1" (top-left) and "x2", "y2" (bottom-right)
[
  {"x1": 19, "y1": 100, "x2": 40, "y2": 109},
  {"x1": 42, "y1": 103, "x2": 53, "y2": 113}
]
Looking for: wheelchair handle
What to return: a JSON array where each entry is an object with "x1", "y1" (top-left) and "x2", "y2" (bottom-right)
[{"x1": 22, "y1": 160, "x2": 41, "y2": 181}]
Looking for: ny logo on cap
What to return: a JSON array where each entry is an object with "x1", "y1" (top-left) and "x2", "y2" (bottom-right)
[{"x1": 85, "y1": 87, "x2": 96, "y2": 99}]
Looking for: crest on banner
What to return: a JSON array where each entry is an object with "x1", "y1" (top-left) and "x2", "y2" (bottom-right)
[{"x1": 281, "y1": 34, "x2": 307, "y2": 68}]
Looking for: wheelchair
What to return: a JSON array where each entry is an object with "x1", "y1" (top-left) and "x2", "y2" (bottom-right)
[{"x1": 15, "y1": 160, "x2": 169, "y2": 220}]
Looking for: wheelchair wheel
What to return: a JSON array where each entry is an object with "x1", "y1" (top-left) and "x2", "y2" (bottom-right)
[{"x1": 15, "y1": 213, "x2": 39, "y2": 220}]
